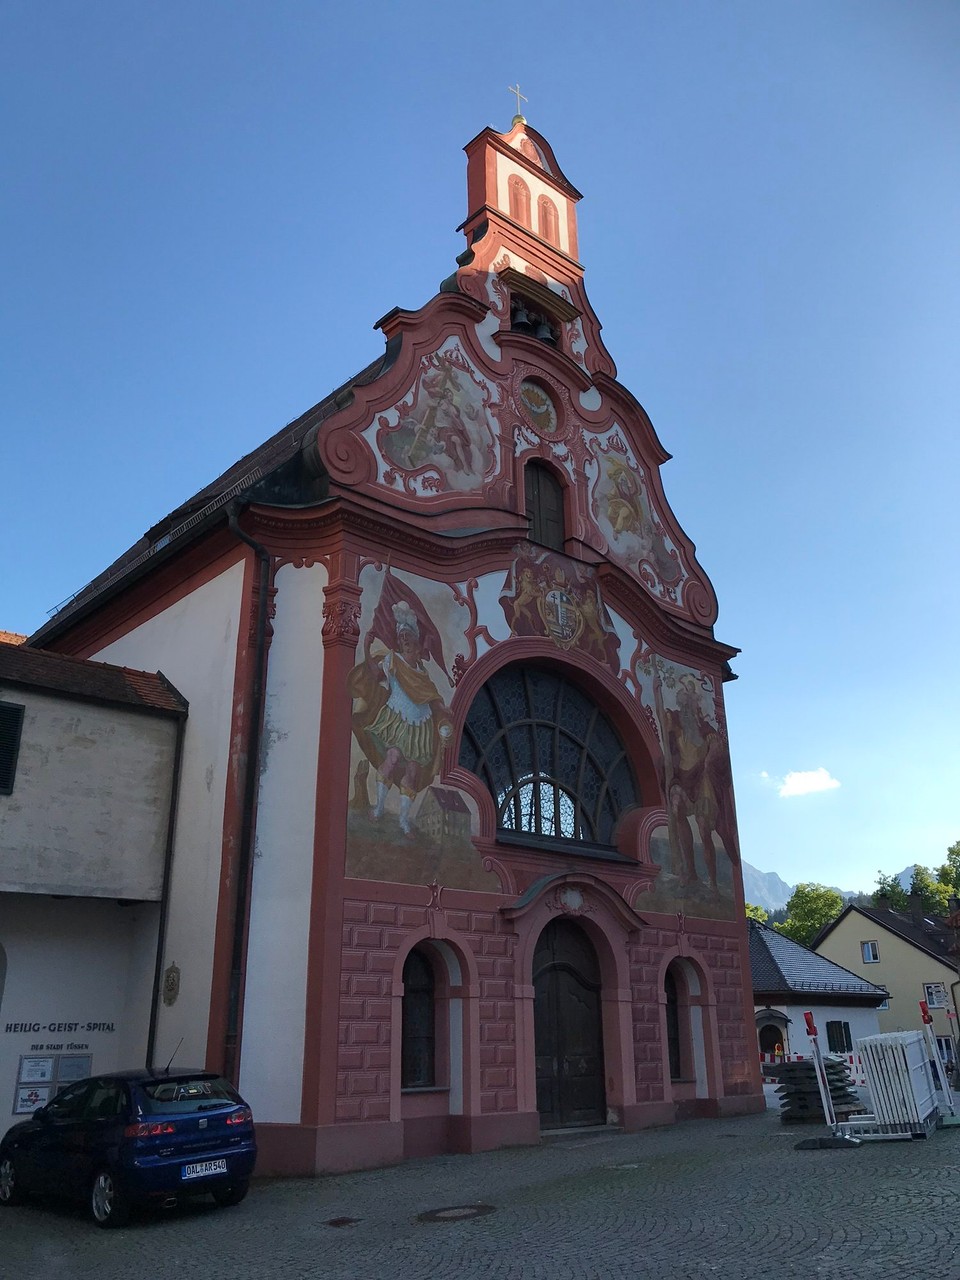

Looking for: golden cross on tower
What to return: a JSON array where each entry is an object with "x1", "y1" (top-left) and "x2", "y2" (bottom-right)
[{"x1": 507, "y1": 83, "x2": 528, "y2": 122}]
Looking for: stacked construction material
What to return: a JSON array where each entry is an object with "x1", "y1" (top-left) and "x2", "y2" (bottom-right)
[{"x1": 776, "y1": 1057, "x2": 862, "y2": 1124}]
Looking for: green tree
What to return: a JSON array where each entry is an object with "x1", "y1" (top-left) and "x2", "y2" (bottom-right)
[
  {"x1": 909, "y1": 864, "x2": 951, "y2": 915},
  {"x1": 873, "y1": 871, "x2": 908, "y2": 910},
  {"x1": 773, "y1": 883, "x2": 844, "y2": 946},
  {"x1": 745, "y1": 902, "x2": 768, "y2": 923},
  {"x1": 936, "y1": 839, "x2": 960, "y2": 898}
]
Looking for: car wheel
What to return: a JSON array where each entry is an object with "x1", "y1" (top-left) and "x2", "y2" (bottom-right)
[
  {"x1": 90, "y1": 1169, "x2": 130, "y2": 1229},
  {"x1": 0, "y1": 1155, "x2": 23, "y2": 1206},
  {"x1": 211, "y1": 1179, "x2": 249, "y2": 1208}
]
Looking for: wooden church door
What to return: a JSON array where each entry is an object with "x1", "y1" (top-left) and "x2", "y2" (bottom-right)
[{"x1": 533, "y1": 919, "x2": 606, "y2": 1128}]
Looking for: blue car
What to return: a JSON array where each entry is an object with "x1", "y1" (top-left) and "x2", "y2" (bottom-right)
[{"x1": 0, "y1": 1068, "x2": 256, "y2": 1228}]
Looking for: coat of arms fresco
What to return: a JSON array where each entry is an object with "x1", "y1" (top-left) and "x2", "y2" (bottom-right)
[
  {"x1": 345, "y1": 566, "x2": 498, "y2": 891},
  {"x1": 498, "y1": 544, "x2": 620, "y2": 671},
  {"x1": 590, "y1": 439, "x2": 686, "y2": 602},
  {"x1": 374, "y1": 345, "x2": 499, "y2": 494}
]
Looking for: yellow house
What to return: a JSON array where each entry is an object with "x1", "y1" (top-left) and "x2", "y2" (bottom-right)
[{"x1": 814, "y1": 901, "x2": 960, "y2": 1067}]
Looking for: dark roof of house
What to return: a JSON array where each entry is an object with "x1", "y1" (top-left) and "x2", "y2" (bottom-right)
[
  {"x1": 0, "y1": 641, "x2": 187, "y2": 716},
  {"x1": 814, "y1": 902, "x2": 958, "y2": 968},
  {"x1": 30, "y1": 345, "x2": 395, "y2": 645},
  {"x1": 749, "y1": 920, "x2": 887, "y2": 1002},
  {"x1": 425, "y1": 787, "x2": 470, "y2": 813}
]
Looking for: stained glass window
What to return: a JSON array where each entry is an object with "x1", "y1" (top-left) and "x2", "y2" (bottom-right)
[{"x1": 459, "y1": 666, "x2": 639, "y2": 846}]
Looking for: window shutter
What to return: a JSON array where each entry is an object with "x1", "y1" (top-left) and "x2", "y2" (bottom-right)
[
  {"x1": 826, "y1": 1020, "x2": 852, "y2": 1054},
  {"x1": 0, "y1": 702, "x2": 25, "y2": 795}
]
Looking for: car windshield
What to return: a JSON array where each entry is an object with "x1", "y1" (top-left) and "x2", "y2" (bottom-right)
[{"x1": 138, "y1": 1076, "x2": 241, "y2": 1115}]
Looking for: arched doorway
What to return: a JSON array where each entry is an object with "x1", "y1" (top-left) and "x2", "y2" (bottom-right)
[{"x1": 533, "y1": 919, "x2": 605, "y2": 1128}]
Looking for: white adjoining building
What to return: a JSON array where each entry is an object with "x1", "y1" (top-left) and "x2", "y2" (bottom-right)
[{"x1": 0, "y1": 641, "x2": 185, "y2": 1133}]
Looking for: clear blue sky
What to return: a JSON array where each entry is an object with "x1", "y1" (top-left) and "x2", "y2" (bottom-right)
[{"x1": 3, "y1": 2, "x2": 958, "y2": 893}]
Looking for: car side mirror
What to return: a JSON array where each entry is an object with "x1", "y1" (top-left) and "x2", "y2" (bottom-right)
[{"x1": 33, "y1": 1105, "x2": 49, "y2": 1121}]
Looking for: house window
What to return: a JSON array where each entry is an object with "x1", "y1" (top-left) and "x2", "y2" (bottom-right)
[
  {"x1": 401, "y1": 949, "x2": 436, "y2": 1089},
  {"x1": 878, "y1": 998, "x2": 889, "y2": 1010},
  {"x1": 825, "y1": 1021, "x2": 853, "y2": 1054},
  {"x1": 923, "y1": 982, "x2": 949, "y2": 1009},
  {"x1": 0, "y1": 702, "x2": 25, "y2": 795},
  {"x1": 524, "y1": 462, "x2": 565, "y2": 551},
  {"x1": 861, "y1": 940, "x2": 880, "y2": 963},
  {"x1": 459, "y1": 665, "x2": 639, "y2": 848}
]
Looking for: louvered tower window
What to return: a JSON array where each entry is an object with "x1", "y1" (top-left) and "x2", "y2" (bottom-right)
[
  {"x1": 459, "y1": 666, "x2": 639, "y2": 848},
  {"x1": 0, "y1": 702, "x2": 25, "y2": 795},
  {"x1": 525, "y1": 462, "x2": 565, "y2": 551}
]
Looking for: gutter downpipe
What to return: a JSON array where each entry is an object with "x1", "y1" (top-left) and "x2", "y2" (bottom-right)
[
  {"x1": 146, "y1": 706, "x2": 187, "y2": 1069},
  {"x1": 223, "y1": 501, "x2": 272, "y2": 1085}
]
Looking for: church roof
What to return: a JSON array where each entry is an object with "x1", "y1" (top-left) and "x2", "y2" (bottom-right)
[
  {"x1": 748, "y1": 919, "x2": 887, "y2": 1003},
  {"x1": 0, "y1": 640, "x2": 187, "y2": 716}
]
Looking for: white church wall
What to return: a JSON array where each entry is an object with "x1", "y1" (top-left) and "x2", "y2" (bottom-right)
[
  {"x1": 239, "y1": 561, "x2": 327, "y2": 1123},
  {"x1": 92, "y1": 558, "x2": 246, "y2": 1072}
]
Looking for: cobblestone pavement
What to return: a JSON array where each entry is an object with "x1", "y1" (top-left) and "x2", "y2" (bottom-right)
[{"x1": 6, "y1": 1107, "x2": 960, "y2": 1280}]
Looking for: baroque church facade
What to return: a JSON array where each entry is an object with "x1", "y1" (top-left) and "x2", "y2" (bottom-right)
[{"x1": 28, "y1": 116, "x2": 763, "y2": 1172}]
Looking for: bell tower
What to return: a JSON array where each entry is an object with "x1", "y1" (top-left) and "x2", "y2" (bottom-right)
[
  {"x1": 453, "y1": 107, "x2": 615, "y2": 381},
  {"x1": 460, "y1": 114, "x2": 581, "y2": 280}
]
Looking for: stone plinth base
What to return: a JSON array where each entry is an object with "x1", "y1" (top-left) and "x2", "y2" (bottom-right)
[{"x1": 255, "y1": 1110, "x2": 541, "y2": 1177}]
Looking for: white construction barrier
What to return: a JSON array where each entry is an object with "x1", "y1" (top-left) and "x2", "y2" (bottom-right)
[{"x1": 848, "y1": 1031, "x2": 939, "y2": 1138}]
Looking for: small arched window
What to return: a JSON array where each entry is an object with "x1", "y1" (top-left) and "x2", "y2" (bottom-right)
[
  {"x1": 525, "y1": 462, "x2": 565, "y2": 551},
  {"x1": 538, "y1": 196, "x2": 560, "y2": 247},
  {"x1": 459, "y1": 666, "x2": 639, "y2": 847},
  {"x1": 508, "y1": 175, "x2": 531, "y2": 227},
  {"x1": 664, "y1": 967, "x2": 682, "y2": 1080},
  {"x1": 401, "y1": 948, "x2": 436, "y2": 1088}
]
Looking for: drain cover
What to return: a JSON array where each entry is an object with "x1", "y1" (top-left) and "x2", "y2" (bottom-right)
[{"x1": 417, "y1": 1204, "x2": 496, "y2": 1223}]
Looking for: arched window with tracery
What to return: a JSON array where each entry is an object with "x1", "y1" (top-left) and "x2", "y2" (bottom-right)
[
  {"x1": 459, "y1": 666, "x2": 639, "y2": 848},
  {"x1": 538, "y1": 196, "x2": 560, "y2": 246},
  {"x1": 508, "y1": 174, "x2": 531, "y2": 227}
]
